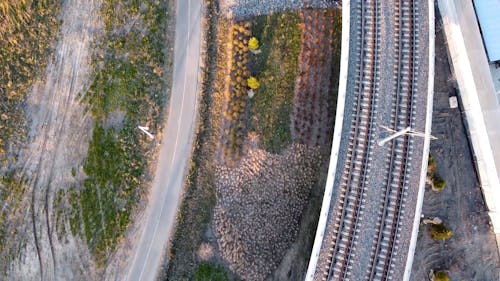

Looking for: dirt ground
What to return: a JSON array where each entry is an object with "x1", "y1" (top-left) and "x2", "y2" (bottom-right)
[
  {"x1": 4, "y1": 1, "x2": 101, "y2": 280},
  {"x1": 409, "y1": 10, "x2": 500, "y2": 281},
  {"x1": 2, "y1": 0, "x2": 177, "y2": 280}
]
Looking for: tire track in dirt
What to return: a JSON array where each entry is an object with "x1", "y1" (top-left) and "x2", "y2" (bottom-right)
[
  {"x1": 30, "y1": 168, "x2": 45, "y2": 281},
  {"x1": 6, "y1": 0, "x2": 102, "y2": 280}
]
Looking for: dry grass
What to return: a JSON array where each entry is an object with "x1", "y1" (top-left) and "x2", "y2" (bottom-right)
[{"x1": 0, "y1": 1, "x2": 60, "y2": 162}]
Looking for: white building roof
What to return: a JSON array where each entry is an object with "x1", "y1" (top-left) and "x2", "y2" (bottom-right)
[{"x1": 473, "y1": 0, "x2": 500, "y2": 62}]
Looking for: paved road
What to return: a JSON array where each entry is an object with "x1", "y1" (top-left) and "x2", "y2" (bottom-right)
[{"x1": 125, "y1": 0, "x2": 202, "y2": 280}]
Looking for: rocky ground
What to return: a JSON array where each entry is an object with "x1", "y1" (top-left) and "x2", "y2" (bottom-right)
[
  {"x1": 409, "y1": 9, "x2": 500, "y2": 281},
  {"x1": 220, "y1": 0, "x2": 339, "y2": 19},
  {"x1": 213, "y1": 142, "x2": 323, "y2": 281}
]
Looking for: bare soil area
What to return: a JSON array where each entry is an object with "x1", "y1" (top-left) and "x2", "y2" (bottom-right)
[
  {"x1": 5, "y1": 0, "x2": 101, "y2": 280},
  {"x1": 410, "y1": 10, "x2": 500, "y2": 281}
]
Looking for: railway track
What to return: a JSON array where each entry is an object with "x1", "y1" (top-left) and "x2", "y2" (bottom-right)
[
  {"x1": 317, "y1": 0, "x2": 422, "y2": 280},
  {"x1": 366, "y1": 0, "x2": 419, "y2": 280},
  {"x1": 321, "y1": 0, "x2": 381, "y2": 280}
]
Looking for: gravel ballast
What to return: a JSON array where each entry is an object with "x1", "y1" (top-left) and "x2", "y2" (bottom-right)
[
  {"x1": 312, "y1": 0, "x2": 431, "y2": 279},
  {"x1": 220, "y1": 0, "x2": 340, "y2": 18}
]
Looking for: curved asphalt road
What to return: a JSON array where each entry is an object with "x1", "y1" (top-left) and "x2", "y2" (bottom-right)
[{"x1": 125, "y1": 0, "x2": 202, "y2": 280}]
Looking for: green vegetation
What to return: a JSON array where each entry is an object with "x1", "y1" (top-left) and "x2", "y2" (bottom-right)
[
  {"x1": 249, "y1": 12, "x2": 302, "y2": 153},
  {"x1": 79, "y1": 124, "x2": 144, "y2": 263},
  {"x1": 433, "y1": 176, "x2": 446, "y2": 191},
  {"x1": 194, "y1": 263, "x2": 230, "y2": 281},
  {"x1": 68, "y1": 0, "x2": 169, "y2": 265},
  {"x1": 0, "y1": 1, "x2": 61, "y2": 162},
  {"x1": 67, "y1": 188, "x2": 82, "y2": 237},
  {"x1": 427, "y1": 155, "x2": 447, "y2": 191},
  {"x1": 428, "y1": 154, "x2": 436, "y2": 174},
  {"x1": 430, "y1": 223, "x2": 453, "y2": 241},
  {"x1": 433, "y1": 270, "x2": 450, "y2": 281},
  {"x1": 84, "y1": 1, "x2": 166, "y2": 119}
]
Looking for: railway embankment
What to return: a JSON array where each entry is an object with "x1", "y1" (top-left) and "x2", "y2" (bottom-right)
[{"x1": 307, "y1": 0, "x2": 432, "y2": 279}]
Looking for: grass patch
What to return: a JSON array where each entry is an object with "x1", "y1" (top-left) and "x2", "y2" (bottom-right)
[
  {"x1": 70, "y1": 0, "x2": 170, "y2": 265},
  {"x1": 79, "y1": 124, "x2": 143, "y2": 264},
  {"x1": 249, "y1": 12, "x2": 302, "y2": 153},
  {"x1": 195, "y1": 263, "x2": 230, "y2": 281},
  {"x1": 0, "y1": 1, "x2": 61, "y2": 162}
]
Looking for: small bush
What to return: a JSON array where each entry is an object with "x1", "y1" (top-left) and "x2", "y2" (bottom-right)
[
  {"x1": 430, "y1": 224, "x2": 453, "y2": 240},
  {"x1": 433, "y1": 176, "x2": 446, "y2": 191},
  {"x1": 247, "y1": 76, "x2": 260, "y2": 89},
  {"x1": 428, "y1": 154, "x2": 436, "y2": 175},
  {"x1": 248, "y1": 37, "x2": 259, "y2": 50},
  {"x1": 433, "y1": 270, "x2": 450, "y2": 281},
  {"x1": 427, "y1": 154, "x2": 446, "y2": 191},
  {"x1": 194, "y1": 263, "x2": 229, "y2": 281}
]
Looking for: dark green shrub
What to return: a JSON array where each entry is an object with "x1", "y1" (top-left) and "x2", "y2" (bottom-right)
[
  {"x1": 194, "y1": 263, "x2": 229, "y2": 281},
  {"x1": 427, "y1": 154, "x2": 436, "y2": 175},
  {"x1": 431, "y1": 224, "x2": 453, "y2": 240},
  {"x1": 433, "y1": 270, "x2": 450, "y2": 281},
  {"x1": 433, "y1": 176, "x2": 446, "y2": 191}
]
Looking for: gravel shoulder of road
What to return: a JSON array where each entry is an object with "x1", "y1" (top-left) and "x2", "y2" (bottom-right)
[{"x1": 409, "y1": 7, "x2": 500, "y2": 281}]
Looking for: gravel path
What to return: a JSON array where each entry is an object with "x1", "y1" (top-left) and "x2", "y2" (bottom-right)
[
  {"x1": 220, "y1": 0, "x2": 339, "y2": 18},
  {"x1": 6, "y1": 0, "x2": 101, "y2": 280}
]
